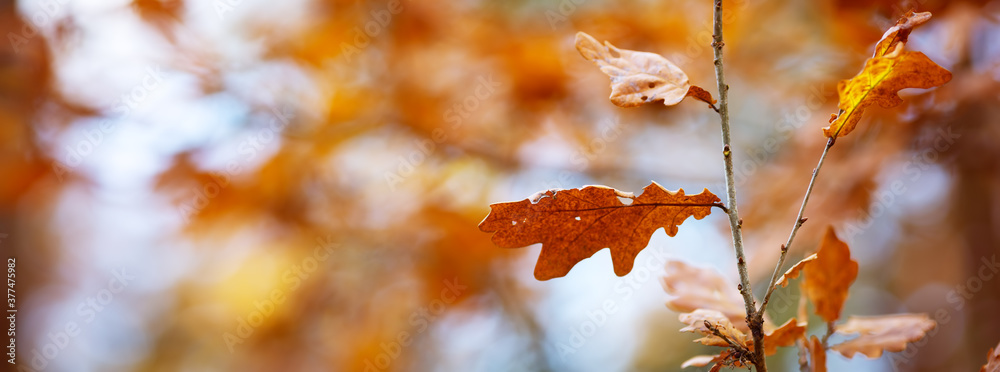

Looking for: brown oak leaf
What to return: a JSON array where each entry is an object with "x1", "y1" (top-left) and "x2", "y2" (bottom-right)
[
  {"x1": 802, "y1": 226, "x2": 858, "y2": 323},
  {"x1": 807, "y1": 335, "x2": 827, "y2": 372},
  {"x1": 831, "y1": 314, "x2": 936, "y2": 358},
  {"x1": 823, "y1": 11, "x2": 951, "y2": 138},
  {"x1": 661, "y1": 261, "x2": 748, "y2": 330},
  {"x1": 763, "y1": 318, "x2": 807, "y2": 356},
  {"x1": 479, "y1": 183, "x2": 719, "y2": 280},
  {"x1": 775, "y1": 253, "x2": 817, "y2": 288},
  {"x1": 575, "y1": 32, "x2": 715, "y2": 108}
]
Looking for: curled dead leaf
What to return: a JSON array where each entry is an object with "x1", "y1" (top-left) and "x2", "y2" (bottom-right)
[
  {"x1": 678, "y1": 309, "x2": 748, "y2": 347},
  {"x1": 872, "y1": 11, "x2": 932, "y2": 58},
  {"x1": 831, "y1": 314, "x2": 936, "y2": 359},
  {"x1": 479, "y1": 182, "x2": 720, "y2": 280},
  {"x1": 575, "y1": 31, "x2": 715, "y2": 108}
]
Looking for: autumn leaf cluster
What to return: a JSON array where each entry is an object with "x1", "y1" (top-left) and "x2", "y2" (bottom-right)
[
  {"x1": 479, "y1": 9, "x2": 962, "y2": 372},
  {"x1": 667, "y1": 227, "x2": 935, "y2": 371}
]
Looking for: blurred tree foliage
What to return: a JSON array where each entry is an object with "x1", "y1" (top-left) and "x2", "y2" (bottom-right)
[{"x1": 1, "y1": 0, "x2": 999, "y2": 371}]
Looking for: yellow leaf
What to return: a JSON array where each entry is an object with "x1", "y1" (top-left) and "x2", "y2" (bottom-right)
[{"x1": 823, "y1": 11, "x2": 951, "y2": 138}]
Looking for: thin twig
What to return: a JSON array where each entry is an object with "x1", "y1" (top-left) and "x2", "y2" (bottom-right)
[
  {"x1": 710, "y1": 0, "x2": 764, "y2": 370},
  {"x1": 758, "y1": 137, "x2": 836, "y2": 318}
]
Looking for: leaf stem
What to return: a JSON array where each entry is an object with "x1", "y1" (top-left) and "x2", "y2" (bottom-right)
[
  {"x1": 710, "y1": 1, "x2": 765, "y2": 371},
  {"x1": 758, "y1": 137, "x2": 835, "y2": 318},
  {"x1": 820, "y1": 321, "x2": 836, "y2": 348}
]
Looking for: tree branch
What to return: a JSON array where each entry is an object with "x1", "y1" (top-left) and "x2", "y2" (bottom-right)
[
  {"x1": 758, "y1": 137, "x2": 836, "y2": 318},
  {"x1": 710, "y1": 0, "x2": 765, "y2": 370}
]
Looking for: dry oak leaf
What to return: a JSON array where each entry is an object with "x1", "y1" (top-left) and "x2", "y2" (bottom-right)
[
  {"x1": 775, "y1": 253, "x2": 817, "y2": 288},
  {"x1": 678, "y1": 310, "x2": 800, "y2": 356},
  {"x1": 661, "y1": 261, "x2": 749, "y2": 331},
  {"x1": 802, "y1": 226, "x2": 858, "y2": 323},
  {"x1": 872, "y1": 11, "x2": 932, "y2": 58},
  {"x1": 763, "y1": 318, "x2": 807, "y2": 356},
  {"x1": 807, "y1": 335, "x2": 828, "y2": 372},
  {"x1": 479, "y1": 183, "x2": 719, "y2": 280},
  {"x1": 575, "y1": 31, "x2": 716, "y2": 108},
  {"x1": 831, "y1": 314, "x2": 936, "y2": 359},
  {"x1": 982, "y1": 339, "x2": 1000, "y2": 372},
  {"x1": 678, "y1": 309, "x2": 747, "y2": 347},
  {"x1": 823, "y1": 11, "x2": 951, "y2": 138}
]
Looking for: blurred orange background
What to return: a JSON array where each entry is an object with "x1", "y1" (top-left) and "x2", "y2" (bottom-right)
[{"x1": 1, "y1": 0, "x2": 999, "y2": 371}]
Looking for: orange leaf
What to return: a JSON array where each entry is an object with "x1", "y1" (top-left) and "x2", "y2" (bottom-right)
[
  {"x1": 686, "y1": 85, "x2": 718, "y2": 106},
  {"x1": 831, "y1": 314, "x2": 936, "y2": 359},
  {"x1": 775, "y1": 253, "x2": 817, "y2": 288},
  {"x1": 982, "y1": 339, "x2": 1000, "y2": 372},
  {"x1": 802, "y1": 226, "x2": 858, "y2": 323},
  {"x1": 479, "y1": 183, "x2": 719, "y2": 280},
  {"x1": 822, "y1": 12, "x2": 951, "y2": 138},
  {"x1": 807, "y1": 335, "x2": 827, "y2": 372},
  {"x1": 661, "y1": 261, "x2": 748, "y2": 330},
  {"x1": 575, "y1": 32, "x2": 714, "y2": 108},
  {"x1": 763, "y1": 318, "x2": 807, "y2": 356}
]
